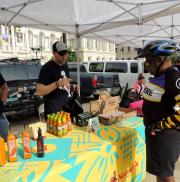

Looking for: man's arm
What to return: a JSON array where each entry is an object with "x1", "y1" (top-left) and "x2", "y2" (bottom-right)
[
  {"x1": 36, "y1": 78, "x2": 71, "y2": 96},
  {"x1": 1, "y1": 83, "x2": 8, "y2": 102},
  {"x1": 157, "y1": 94, "x2": 180, "y2": 129},
  {"x1": 150, "y1": 70, "x2": 180, "y2": 134},
  {"x1": 36, "y1": 82, "x2": 58, "y2": 96}
]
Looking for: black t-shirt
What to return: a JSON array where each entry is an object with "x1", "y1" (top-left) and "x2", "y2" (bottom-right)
[
  {"x1": 0, "y1": 73, "x2": 5, "y2": 86},
  {"x1": 38, "y1": 60, "x2": 70, "y2": 115},
  {"x1": 143, "y1": 66, "x2": 180, "y2": 126}
]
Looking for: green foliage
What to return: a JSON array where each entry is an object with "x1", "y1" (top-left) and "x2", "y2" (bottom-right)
[{"x1": 68, "y1": 47, "x2": 77, "y2": 62}]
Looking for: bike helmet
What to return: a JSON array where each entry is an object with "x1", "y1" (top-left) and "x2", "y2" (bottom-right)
[{"x1": 138, "y1": 40, "x2": 176, "y2": 59}]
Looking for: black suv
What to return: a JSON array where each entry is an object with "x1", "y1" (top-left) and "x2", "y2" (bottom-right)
[{"x1": 0, "y1": 58, "x2": 43, "y2": 117}]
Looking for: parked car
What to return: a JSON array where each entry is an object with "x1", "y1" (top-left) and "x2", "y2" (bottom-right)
[
  {"x1": 0, "y1": 59, "x2": 43, "y2": 117},
  {"x1": 84, "y1": 59, "x2": 151, "y2": 89},
  {"x1": 68, "y1": 62, "x2": 121, "y2": 98}
]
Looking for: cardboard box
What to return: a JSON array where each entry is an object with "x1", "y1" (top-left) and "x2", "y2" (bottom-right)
[
  {"x1": 98, "y1": 107, "x2": 137, "y2": 125},
  {"x1": 28, "y1": 122, "x2": 47, "y2": 140},
  {"x1": 90, "y1": 91, "x2": 137, "y2": 125}
]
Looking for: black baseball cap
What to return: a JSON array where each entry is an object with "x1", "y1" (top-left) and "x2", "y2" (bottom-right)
[{"x1": 52, "y1": 41, "x2": 68, "y2": 55}]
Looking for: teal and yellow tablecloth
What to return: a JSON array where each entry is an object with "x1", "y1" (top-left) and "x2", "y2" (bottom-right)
[{"x1": 0, "y1": 117, "x2": 146, "y2": 182}]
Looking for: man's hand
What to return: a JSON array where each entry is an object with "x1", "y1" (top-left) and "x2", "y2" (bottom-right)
[
  {"x1": 57, "y1": 78, "x2": 72, "y2": 87},
  {"x1": 148, "y1": 123, "x2": 162, "y2": 136}
]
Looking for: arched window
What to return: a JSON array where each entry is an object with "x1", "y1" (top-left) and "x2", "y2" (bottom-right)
[
  {"x1": 39, "y1": 32, "x2": 45, "y2": 48},
  {"x1": 33, "y1": 35, "x2": 38, "y2": 47},
  {"x1": 102, "y1": 41, "x2": 107, "y2": 51},
  {"x1": 87, "y1": 38, "x2": 93, "y2": 49},
  {"x1": 50, "y1": 34, "x2": 56, "y2": 47},
  {"x1": 28, "y1": 31, "x2": 33, "y2": 47},
  {"x1": 96, "y1": 40, "x2": 100, "y2": 50},
  {"x1": 45, "y1": 37, "x2": 49, "y2": 48}
]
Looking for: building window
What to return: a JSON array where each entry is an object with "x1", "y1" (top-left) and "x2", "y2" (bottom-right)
[
  {"x1": 33, "y1": 35, "x2": 38, "y2": 48},
  {"x1": 39, "y1": 32, "x2": 45, "y2": 49},
  {"x1": 15, "y1": 27, "x2": 23, "y2": 43},
  {"x1": 28, "y1": 31, "x2": 33, "y2": 47},
  {"x1": 96, "y1": 40, "x2": 100, "y2": 50},
  {"x1": 134, "y1": 47, "x2": 138, "y2": 51},
  {"x1": 102, "y1": 41, "x2": 107, "y2": 51},
  {"x1": 127, "y1": 47, "x2": 130, "y2": 51},
  {"x1": 107, "y1": 42, "x2": 109, "y2": 51},
  {"x1": 122, "y1": 58, "x2": 124, "y2": 60},
  {"x1": 115, "y1": 47, "x2": 118, "y2": 53},
  {"x1": 45, "y1": 37, "x2": 49, "y2": 48},
  {"x1": 16, "y1": 32, "x2": 23, "y2": 43},
  {"x1": 128, "y1": 58, "x2": 131, "y2": 60},
  {"x1": 69, "y1": 38, "x2": 76, "y2": 49},
  {"x1": 87, "y1": 38, "x2": 93, "y2": 49},
  {"x1": 121, "y1": 47, "x2": 124, "y2": 52},
  {"x1": 50, "y1": 34, "x2": 56, "y2": 47},
  {"x1": 110, "y1": 57, "x2": 113, "y2": 60},
  {"x1": 110, "y1": 43, "x2": 114, "y2": 52},
  {"x1": 109, "y1": 43, "x2": 113, "y2": 51}
]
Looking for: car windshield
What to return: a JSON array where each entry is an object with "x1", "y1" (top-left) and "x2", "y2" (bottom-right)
[
  {"x1": 89, "y1": 63, "x2": 104, "y2": 72},
  {"x1": 68, "y1": 64, "x2": 86, "y2": 72},
  {"x1": 0, "y1": 64, "x2": 41, "y2": 81}
]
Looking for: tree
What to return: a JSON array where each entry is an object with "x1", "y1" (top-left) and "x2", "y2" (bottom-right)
[{"x1": 68, "y1": 47, "x2": 77, "y2": 62}]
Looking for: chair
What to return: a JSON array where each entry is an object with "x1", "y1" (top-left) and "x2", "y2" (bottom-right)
[{"x1": 38, "y1": 103, "x2": 44, "y2": 121}]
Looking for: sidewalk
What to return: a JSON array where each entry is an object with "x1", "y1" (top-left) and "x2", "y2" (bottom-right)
[{"x1": 144, "y1": 159, "x2": 180, "y2": 181}]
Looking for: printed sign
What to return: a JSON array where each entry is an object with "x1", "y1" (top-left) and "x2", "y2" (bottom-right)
[{"x1": 87, "y1": 117, "x2": 100, "y2": 133}]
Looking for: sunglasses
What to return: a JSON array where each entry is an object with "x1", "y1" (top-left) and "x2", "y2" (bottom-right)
[
  {"x1": 57, "y1": 50, "x2": 68, "y2": 56},
  {"x1": 145, "y1": 56, "x2": 167, "y2": 67}
]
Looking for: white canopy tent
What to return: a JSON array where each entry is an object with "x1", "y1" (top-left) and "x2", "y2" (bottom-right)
[
  {"x1": 1, "y1": 0, "x2": 180, "y2": 92},
  {"x1": 1, "y1": 0, "x2": 180, "y2": 36},
  {"x1": 85, "y1": 3, "x2": 180, "y2": 47}
]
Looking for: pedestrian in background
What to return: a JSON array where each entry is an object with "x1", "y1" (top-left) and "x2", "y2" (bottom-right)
[{"x1": 132, "y1": 73, "x2": 146, "y2": 99}]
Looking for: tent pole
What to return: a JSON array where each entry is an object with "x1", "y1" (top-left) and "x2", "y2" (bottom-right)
[
  {"x1": 6, "y1": 0, "x2": 43, "y2": 9},
  {"x1": 75, "y1": 24, "x2": 81, "y2": 96},
  {"x1": 171, "y1": 13, "x2": 174, "y2": 39},
  {"x1": 7, "y1": 3, "x2": 28, "y2": 25},
  {"x1": 80, "y1": 5, "x2": 138, "y2": 36},
  {"x1": 62, "y1": 33, "x2": 67, "y2": 44}
]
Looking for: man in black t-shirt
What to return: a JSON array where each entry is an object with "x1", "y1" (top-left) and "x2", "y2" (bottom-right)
[
  {"x1": 0, "y1": 73, "x2": 9, "y2": 140},
  {"x1": 36, "y1": 41, "x2": 72, "y2": 116},
  {"x1": 139, "y1": 40, "x2": 180, "y2": 182}
]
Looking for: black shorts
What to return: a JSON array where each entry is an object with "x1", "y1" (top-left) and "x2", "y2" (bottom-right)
[{"x1": 145, "y1": 128, "x2": 180, "y2": 177}]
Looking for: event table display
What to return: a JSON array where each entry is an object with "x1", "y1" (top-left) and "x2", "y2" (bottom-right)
[{"x1": 0, "y1": 117, "x2": 145, "y2": 182}]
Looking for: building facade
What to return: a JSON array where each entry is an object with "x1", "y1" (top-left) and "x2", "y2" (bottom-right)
[
  {"x1": 0, "y1": 25, "x2": 116, "y2": 62},
  {"x1": 115, "y1": 43, "x2": 138, "y2": 60},
  {"x1": 68, "y1": 35, "x2": 116, "y2": 62},
  {"x1": 0, "y1": 25, "x2": 61, "y2": 62}
]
